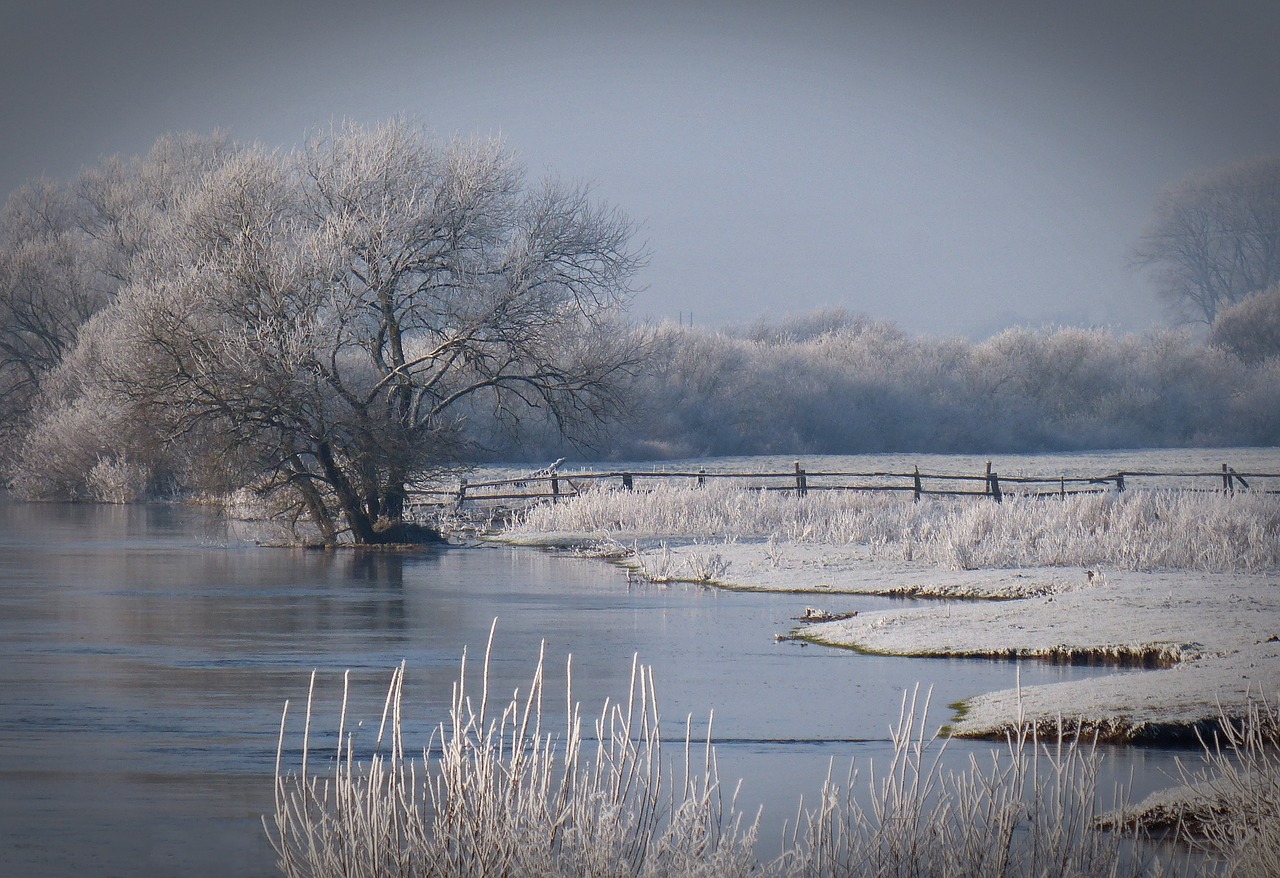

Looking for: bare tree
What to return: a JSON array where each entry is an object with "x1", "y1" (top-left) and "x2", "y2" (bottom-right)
[
  {"x1": 1136, "y1": 157, "x2": 1280, "y2": 324},
  {"x1": 94, "y1": 121, "x2": 646, "y2": 543},
  {"x1": 0, "y1": 132, "x2": 240, "y2": 458},
  {"x1": 0, "y1": 184, "x2": 104, "y2": 441}
]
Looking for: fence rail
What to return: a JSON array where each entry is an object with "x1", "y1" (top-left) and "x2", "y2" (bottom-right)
[{"x1": 406, "y1": 460, "x2": 1279, "y2": 512}]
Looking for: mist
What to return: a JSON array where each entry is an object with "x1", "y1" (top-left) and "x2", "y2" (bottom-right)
[{"x1": 5, "y1": 0, "x2": 1280, "y2": 337}]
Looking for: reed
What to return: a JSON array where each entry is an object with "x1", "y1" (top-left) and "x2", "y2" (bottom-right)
[
  {"x1": 265, "y1": 622, "x2": 761, "y2": 878},
  {"x1": 265, "y1": 629, "x2": 1246, "y2": 877},
  {"x1": 779, "y1": 689, "x2": 1172, "y2": 878},
  {"x1": 509, "y1": 485, "x2": 1280, "y2": 573},
  {"x1": 1173, "y1": 695, "x2": 1280, "y2": 877}
]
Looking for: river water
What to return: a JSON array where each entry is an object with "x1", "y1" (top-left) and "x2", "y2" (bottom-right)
[{"x1": 0, "y1": 481, "x2": 1229, "y2": 877}]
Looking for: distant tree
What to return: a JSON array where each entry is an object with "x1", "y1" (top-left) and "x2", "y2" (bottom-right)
[
  {"x1": 0, "y1": 132, "x2": 239, "y2": 459},
  {"x1": 1209, "y1": 283, "x2": 1280, "y2": 364},
  {"x1": 1136, "y1": 157, "x2": 1280, "y2": 325},
  {"x1": 0, "y1": 182, "x2": 104, "y2": 448},
  {"x1": 88, "y1": 121, "x2": 646, "y2": 543},
  {"x1": 739, "y1": 305, "x2": 868, "y2": 345}
]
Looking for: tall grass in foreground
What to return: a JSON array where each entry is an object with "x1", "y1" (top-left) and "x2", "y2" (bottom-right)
[
  {"x1": 266, "y1": 631, "x2": 1202, "y2": 877},
  {"x1": 1174, "y1": 696, "x2": 1280, "y2": 878},
  {"x1": 267, "y1": 629, "x2": 760, "y2": 878},
  {"x1": 509, "y1": 486, "x2": 1280, "y2": 573}
]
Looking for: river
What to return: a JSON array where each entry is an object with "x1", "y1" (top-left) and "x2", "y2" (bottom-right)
[{"x1": 0, "y1": 479, "x2": 1226, "y2": 876}]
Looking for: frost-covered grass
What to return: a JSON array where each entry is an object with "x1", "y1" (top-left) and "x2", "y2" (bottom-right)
[
  {"x1": 1173, "y1": 696, "x2": 1280, "y2": 878},
  {"x1": 266, "y1": 634, "x2": 1214, "y2": 878},
  {"x1": 1103, "y1": 694, "x2": 1280, "y2": 878},
  {"x1": 266, "y1": 628, "x2": 760, "y2": 878},
  {"x1": 508, "y1": 485, "x2": 1280, "y2": 573}
]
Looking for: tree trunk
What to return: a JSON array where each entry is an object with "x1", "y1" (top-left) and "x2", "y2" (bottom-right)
[
  {"x1": 295, "y1": 477, "x2": 337, "y2": 544},
  {"x1": 311, "y1": 442, "x2": 437, "y2": 544},
  {"x1": 313, "y1": 441, "x2": 378, "y2": 543}
]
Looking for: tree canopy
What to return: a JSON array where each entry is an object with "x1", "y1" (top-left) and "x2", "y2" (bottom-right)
[{"x1": 12, "y1": 121, "x2": 647, "y2": 543}]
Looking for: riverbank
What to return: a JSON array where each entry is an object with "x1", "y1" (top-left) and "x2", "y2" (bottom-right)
[
  {"x1": 494, "y1": 487, "x2": 1280, "y2": 745},
  {"x1": 797, "y1": 568, "x2": 1280, "y2": 743}
]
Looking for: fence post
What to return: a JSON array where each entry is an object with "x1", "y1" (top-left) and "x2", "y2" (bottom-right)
[
  {"x1": 1115, "y1": 473, "x2": 1125, "y2": 492},
  {"x1": 794, "y1": 461, "x2": 808, "y2": 498},
  {"x1": 1059, "y1": 476, "x2": 1066, "y2": 499},
  {"x1": 913, "y1": 466, "x2": 922, "y2": 502},
  {"x1": 697, "y1": 467, "x2": 706, "y2": 488},
  {"x1": 621, "y1": 473, "x2": 633, "y2": 491},
  {"x1": 457, "y1": 478, "x2": 468, "y2": 507},
  {"x1": 551, "y1": 475, "x2": 560, "y2": 502},
  {"x1": 1228, "y1": 466, "x2": 1249, "y2": 491},
  {"x1": 988, "y1": 470, "x2": 1002, "y2": 502},
  {"x1": 1223, "y1": 463, "x2": 1232, "y2": 494}
]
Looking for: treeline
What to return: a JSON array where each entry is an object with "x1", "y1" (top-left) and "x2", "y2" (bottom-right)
[
  {"x1": 490, "y1": 304, "x2": 1280, "y2": 461},
  {"x1": 2, "y1": 128, "x2": 1278, "y2": 514}
]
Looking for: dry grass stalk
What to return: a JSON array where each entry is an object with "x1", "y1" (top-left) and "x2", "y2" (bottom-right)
[
  {"x1": 511, "y1": 484, "x2": 1280, "y2": 573},
  {"x1": 269, "y1": 637, "x2": 1260, "y2": 877},
  {"x1": 264, "y1": 622, "x2": 760, "y2": 878}
]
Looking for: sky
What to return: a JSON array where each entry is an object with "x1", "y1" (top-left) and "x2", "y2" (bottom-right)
[{"x1": 2, "y1": 0, "x2": 1279, "y2": 338}]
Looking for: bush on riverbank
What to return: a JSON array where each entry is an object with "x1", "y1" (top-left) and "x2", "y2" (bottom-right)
[{"x1": 508, "y1": 484, "x2": 1280, "y2": 573}]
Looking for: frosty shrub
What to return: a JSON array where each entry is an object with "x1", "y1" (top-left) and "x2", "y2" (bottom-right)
[
  {"x1": 86, "y1": 456, "x2": 150, "y2": 504},
  {"x1": 267, "y1": 633, "x2": 1194, "y2": 878},
  {"x1": 684, "y1": 547, "x2": 732, "y2": 582},
  {"x1": 630, "y1": 541, "x2": 678, "y2": 583},
  {"x1": 10, "y1": 392, "x2": 136, "y2": 500},
  {"x1": 511, "y1": 484, "x2": 1280, "y2": 574}
]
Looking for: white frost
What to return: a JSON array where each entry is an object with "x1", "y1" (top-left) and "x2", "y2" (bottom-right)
[{"x1": 498, "y1": 487, "x2": 1280, "y2": 742}]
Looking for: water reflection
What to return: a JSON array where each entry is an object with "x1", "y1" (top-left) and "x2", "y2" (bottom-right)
[{"x1": 0, "y1": 497, "x2": 1199, "y2": 877}]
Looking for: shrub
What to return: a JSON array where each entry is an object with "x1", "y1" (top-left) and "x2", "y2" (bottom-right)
[{"x1": 86, "y1": 456, "x2": 150, "y2": 504}]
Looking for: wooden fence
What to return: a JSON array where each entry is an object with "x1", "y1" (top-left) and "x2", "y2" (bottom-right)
[{"x1": 407, "y1": 460, "x2": 1279, "y2": 512}]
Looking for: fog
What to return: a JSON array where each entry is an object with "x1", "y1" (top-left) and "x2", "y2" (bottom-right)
[
  {"x1": 4, "y1": 0, "x2": 1280, "y2": 337},
  {"x1": 471, "y1": 311, "x2": 1280, "y2": 462}
]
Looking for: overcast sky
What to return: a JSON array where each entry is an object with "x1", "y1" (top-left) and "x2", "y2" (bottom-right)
[{"x1": 3, "y1": 0, "x2": 1278, "y2": 338}]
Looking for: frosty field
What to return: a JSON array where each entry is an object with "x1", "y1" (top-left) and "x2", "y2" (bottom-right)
[{"x1": 498, "y1": 451, "x2": 1280, "y2": 744}]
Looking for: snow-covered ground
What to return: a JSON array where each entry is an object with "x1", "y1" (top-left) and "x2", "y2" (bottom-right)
[
  {"x1": 799, "y1": 568, "x2": 1280, "y2": 741},
  {"x1": 495, "y1": 486, "x2": 1280, "y2": 744}
]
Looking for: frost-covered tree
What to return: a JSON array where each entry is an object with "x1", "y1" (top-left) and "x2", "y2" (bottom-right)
[
  {"x1": 0, "y1": 183, "x2": 103, "y2": 451},
  {"x1": 1136, "y1": 157, "x2": 1280, "y2": 325},
  {"x1": 1209, "y1": 283, "x2": 1280, "y2": 364},
  {"x1": 89, "y1": 121, "x2": 646, "y2": 542},
  {"x1": 0, "y1": 132, "x2": 239, "y2": 462}
]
